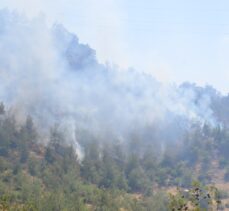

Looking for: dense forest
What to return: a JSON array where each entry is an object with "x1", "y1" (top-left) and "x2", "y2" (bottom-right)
[{"x1": 0, "y1": 98, "x2": 229, "y2": 210}]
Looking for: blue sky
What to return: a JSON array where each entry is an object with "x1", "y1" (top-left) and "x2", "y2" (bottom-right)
[{"x1": 1, "y1": 0, "x2": 229, "y2": 93}]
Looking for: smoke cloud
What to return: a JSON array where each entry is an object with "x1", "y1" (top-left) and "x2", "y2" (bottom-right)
[{"x1": 0, "y1": 10, "x2": 219, "y2": 158}]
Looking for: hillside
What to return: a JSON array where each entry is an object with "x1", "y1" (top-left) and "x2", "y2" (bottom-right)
[
  {"x1": 0, "y1": 103, "x2": 228, "y2": 210},
  {"x1": 0, "y1": 10, "x2": 229, "y2": 211}
]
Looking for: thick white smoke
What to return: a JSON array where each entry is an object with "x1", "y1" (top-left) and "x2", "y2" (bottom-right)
[{"x1": 0, "y1": 10, "x2": 218, "y2": 157}]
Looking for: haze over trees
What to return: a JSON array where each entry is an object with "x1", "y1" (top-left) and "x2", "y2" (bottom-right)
[{"x1": 0, "y1": 9, "x2": 229, "y2": 210}]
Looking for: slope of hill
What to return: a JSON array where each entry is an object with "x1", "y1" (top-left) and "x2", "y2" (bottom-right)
[{"x1": 1, "y1": 9, "x2": 229, "y2": 210}]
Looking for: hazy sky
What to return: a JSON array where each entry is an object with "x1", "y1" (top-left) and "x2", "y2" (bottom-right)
[{"x1": 1, "y1": 0, "x2": 229, "y2": 93}]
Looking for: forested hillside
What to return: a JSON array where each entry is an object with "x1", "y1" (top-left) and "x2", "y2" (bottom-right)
[
  {"x1": 1, "y1": 10, "x2": 229, "y2": 210},
  {"x1": 0, "y1": 101, "x2": 229, "y2": 210}
]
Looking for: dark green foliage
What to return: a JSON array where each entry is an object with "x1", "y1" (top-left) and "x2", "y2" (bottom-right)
[{"x1": 0, "y1": 102, "x2": 229, "y2": 210}]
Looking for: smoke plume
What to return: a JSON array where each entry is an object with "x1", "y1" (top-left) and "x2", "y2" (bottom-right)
[{"x1": 0, "y1": 10, "x2": 220, "y2": 158}]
